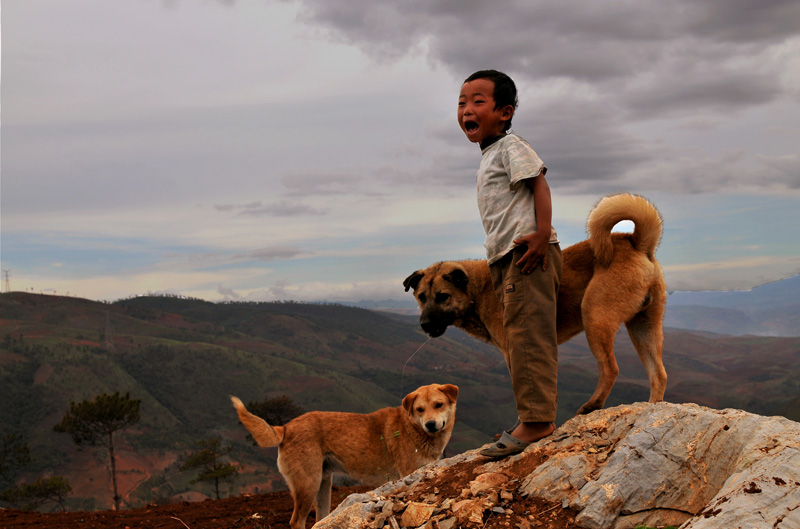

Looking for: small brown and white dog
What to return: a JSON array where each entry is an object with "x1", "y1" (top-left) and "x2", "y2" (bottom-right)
[{"x1": 231, "y1": 383, "x2": 458, "y2": 529}]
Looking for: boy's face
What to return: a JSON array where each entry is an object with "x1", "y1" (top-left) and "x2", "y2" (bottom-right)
[{"x1": 458, "y1": 78, "x2": 514, "y2": 144}]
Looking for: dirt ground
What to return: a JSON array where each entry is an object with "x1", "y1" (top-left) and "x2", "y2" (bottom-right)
[
  {"x1": 0, "y1": 481, "x2": 580, "y2": 529},
  {"x1": 0, "y1": 486, "x2": 369, "y2": 529}
]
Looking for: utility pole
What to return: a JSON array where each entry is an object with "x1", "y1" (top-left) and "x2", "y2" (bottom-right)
[{"x1": 2, "y1": 270, "x2": 10, "y2": 293}]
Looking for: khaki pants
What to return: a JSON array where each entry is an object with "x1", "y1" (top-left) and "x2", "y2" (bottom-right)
[{"x1": 490, "y1": 243, "x2": 562, "y2": 422}]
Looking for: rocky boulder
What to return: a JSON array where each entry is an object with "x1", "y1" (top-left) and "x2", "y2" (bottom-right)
[{"x1": 315, "y1": 402, "x2": 800, "y2": 529}]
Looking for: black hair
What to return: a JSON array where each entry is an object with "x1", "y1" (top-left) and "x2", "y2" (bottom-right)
[{"x1": 464, "y1": 69, "x2": 518, "y2": 131}]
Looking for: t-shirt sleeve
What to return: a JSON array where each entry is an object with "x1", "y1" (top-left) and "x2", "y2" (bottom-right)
[{"x1": 502, "y1": 137, "x2": 547, "y2": 188}]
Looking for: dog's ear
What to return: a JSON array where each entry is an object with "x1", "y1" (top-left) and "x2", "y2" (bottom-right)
[
  {"x1": 443, "y1": 268, "x2": 469, "y2": 291},
  {"x1": 403, "y1": 270, "x2": 425, "y2": 292},
  {"x1": 402, "y1": 391, "x2": 417, "y2": 414},
  {"x1": 438, "y1": 384, "x2": 459, "y2": 403}
]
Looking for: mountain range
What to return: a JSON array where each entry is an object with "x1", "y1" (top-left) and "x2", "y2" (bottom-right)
[{"x1": 664, "y1": 273, "x2": 800, "y2": 336}]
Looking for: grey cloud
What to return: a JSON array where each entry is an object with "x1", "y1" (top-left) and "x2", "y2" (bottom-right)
[
  {"x1": 280, "y1": 172, "x2": 365, "y2": 197},
  {"x1": 215, "y1": 201, "x2": 328, "y2": 217},
  {"x1": 217, "y1": 284, "x2": 243, "y2": 300},
  {"x1": 758, "y1": 154, "x2": 800, "y2": 189},
  {"x1": 237, "y1": 247, "x2": 307, "y2": 262},
  {"x1": 287, "y1": 0, "x2": 794, "y2": 118}
]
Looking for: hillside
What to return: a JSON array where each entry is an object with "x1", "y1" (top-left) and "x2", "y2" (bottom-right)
[
  {"x1": 665, "y1": 273, "x2": 800, "y2": 336},
  {"x1": 1, "y1": 292, "x2": 799, "y2": 512}
]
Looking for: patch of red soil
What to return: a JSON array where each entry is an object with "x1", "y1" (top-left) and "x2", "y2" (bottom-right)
[{"x1": 0, "y1": 486, "x2": 371, "y2": 529}]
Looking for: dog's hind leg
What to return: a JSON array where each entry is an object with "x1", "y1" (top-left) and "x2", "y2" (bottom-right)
[
  {"x1": 283, "y1": 465, "x2": 322, "y2": 529},
  {"x1": 315, "y1": 472, "x2": 333, "y2": 522},
  {"x1": 578, "y1": 280, "x2": 630, "y2": 415},
  {"x1": 288, "y1": 481, "x2": 318, "y2": 529},
  {"x1": 625, "y1": 305, "x2": 667, "y2": 403}
]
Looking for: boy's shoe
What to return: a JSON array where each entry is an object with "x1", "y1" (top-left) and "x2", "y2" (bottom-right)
[
  {"x1": 493, "y1": 419, "x2": 521, "y2": 441},
  {"x1": 479, "y1": 431, "x2": 531, "y2": 457}
]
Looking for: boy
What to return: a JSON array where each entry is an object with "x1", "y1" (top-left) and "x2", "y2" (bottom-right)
[{"x1": 458, "y1": 70, "x2": 562, "y2": 457}]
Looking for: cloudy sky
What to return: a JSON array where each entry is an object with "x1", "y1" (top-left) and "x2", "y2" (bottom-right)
[{"x1": 2, "y1": 0, "x2": 799, "y2": 303}]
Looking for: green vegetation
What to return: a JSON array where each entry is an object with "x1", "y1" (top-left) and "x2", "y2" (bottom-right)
[
  {"x1": 0, "y1": 476, "x2": 72, "y2": 512},
  {"x1": 54, "y1": 392, "x2": 141, "y2": 511},
  {"x1": 180, "y1": 437, "x2": 240, "y2": 500},
  {"x1": 0, "y1": 433, "x2": 72, "y2": 513},
  {"x1": 245, "y1": 395, "x2": 305, "y2": 427},
  {"x1": 0, "y1": 433, "x2": 31, "y2": 486}
]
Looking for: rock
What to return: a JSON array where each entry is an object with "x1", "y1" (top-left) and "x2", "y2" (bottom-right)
[
  {"x1": 400, "y1": 502, "x2": 435, "y2": 527},
  {"x1": 314, "y1": 403, "x2": 800, "y2": 529},
  {"x1": 468, "y1": 472, "x2": 508, "y2": 495}
]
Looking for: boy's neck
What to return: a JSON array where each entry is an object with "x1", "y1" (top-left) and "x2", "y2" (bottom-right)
[{"x1": 480, "y1": 132, "x2": 508, "y2": 151}]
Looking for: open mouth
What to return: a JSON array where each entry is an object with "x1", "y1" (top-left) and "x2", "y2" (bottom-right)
[{"x1": 464, "y1": 121, "x2": 479, "y2": 133}]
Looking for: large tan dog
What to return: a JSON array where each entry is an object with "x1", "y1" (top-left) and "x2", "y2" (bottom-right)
[
  {"x1": 231, "y1": 383, "x2": 458, "y2": 529},
  {"x1": 403, "y1": 193, "x2": 667, "y2": 416}
]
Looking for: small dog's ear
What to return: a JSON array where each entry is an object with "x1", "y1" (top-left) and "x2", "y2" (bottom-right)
[
  {"x1": 403, "y1": 270, "x2": 424, "y2": 292},
  {"x1": 402, "y1": 391, "x2": 417, "y2": 413},
  {"x1": 438, "y1": 384, "x2": 459, "y2": 403},
  {"x1": 443, "y1": 268, "x2": 468, "y2": 291}
]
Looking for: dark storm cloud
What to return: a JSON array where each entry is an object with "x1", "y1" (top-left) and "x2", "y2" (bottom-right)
[{"x1": 286, "y1": 0, "x2": 796, "y2": 118}]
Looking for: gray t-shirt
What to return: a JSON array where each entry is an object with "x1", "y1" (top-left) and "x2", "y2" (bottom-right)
[{"x1": 476, "y1": 133, "x2": 559, "y2": 264}]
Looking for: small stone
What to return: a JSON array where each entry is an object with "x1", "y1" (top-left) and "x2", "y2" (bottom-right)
[{"x1": 438, "y1": 517, "x2": 457, "y2": 529}]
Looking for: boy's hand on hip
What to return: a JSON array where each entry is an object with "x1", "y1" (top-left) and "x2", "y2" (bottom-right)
[{"x1": 513, "y1": 231, "x2": 550, "y2": 273}]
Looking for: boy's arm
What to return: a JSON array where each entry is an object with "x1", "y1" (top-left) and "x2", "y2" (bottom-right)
[{"x1": 513, "y1": 172, "x2": 553, "y2": 273}]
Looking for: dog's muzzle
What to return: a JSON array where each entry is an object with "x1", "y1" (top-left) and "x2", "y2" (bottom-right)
[
  {"x1": 425, "y1": 420, "x2": 443, "y2": 433},
  {"x1": 419, "y1": 309, "x2": 453, "y2": 338},
  {"x1": 420, "y1": 318, "x2": 448, "y2": 337}
]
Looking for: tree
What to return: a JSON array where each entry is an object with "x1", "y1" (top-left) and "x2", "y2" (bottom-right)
[
  {"x1": 246, "y1": 395, "x2": 304, "y2": 426},
  {"x1": 0, "y1": 476, "x2": 72, "y2": 512},
  {"x1": 0, "y1": 433, "x2": 32, "y2": 486},
  {"x1": 53, "y1": 392, "x2": 141, "y2": 511},
  {"x1": 242, "y1": 395, "x2": 304, "y2": 446},
  {"x1": 180, "y1": 437, "x2": 240, "y2": 500}
]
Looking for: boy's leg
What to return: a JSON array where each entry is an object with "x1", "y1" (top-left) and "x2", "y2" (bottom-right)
[{"x1": 490, "y1": 244, "x2": 562, "y2": 424}]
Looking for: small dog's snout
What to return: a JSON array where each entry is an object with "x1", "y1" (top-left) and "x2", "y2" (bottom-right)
[{"x1": 425, "y1": 420, "x2": 439, "y2": 433}]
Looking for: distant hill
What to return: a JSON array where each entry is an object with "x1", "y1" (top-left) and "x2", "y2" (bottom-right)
[
  {"x1": 665, "y1": 274, "x2": 800, "y2": 336},
  {"x1": 1, "y1": 291, "x2": 799, "y2": 511}
]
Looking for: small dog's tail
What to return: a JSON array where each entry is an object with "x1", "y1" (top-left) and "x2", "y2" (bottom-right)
[
  {"x1": 230, "y1": 396, "x2": 285, "y2": 447},
  {"x1": 587, "y1": 193, "x2": 662, "y2": 266}
]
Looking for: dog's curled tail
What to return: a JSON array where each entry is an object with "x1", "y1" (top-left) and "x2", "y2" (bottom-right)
[
  {"x1": 230, "y1": 396, "x2": 284, "y2": 447},
  {"x1": 587, "y1": 193, "x2": 662, "y2": 266}
]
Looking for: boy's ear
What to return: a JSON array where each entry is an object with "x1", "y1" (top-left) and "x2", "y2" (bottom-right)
[{"x1": 500, "y1": 104, "x2": 514, "y2": 122}]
